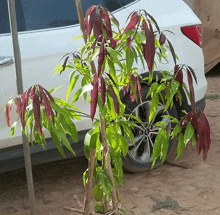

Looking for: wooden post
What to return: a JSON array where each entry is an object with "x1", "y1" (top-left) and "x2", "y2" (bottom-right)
[{"x1": 7, "y1": 0, "x2": 36, "y2": 214}]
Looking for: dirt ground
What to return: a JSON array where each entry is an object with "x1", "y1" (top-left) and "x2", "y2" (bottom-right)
[{"x1": 1, "y1": 66, "x2": 220, "y2": 215}]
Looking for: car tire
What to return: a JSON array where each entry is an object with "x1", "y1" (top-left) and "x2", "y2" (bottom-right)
[{"x1": 121, "y1": 85, "x2": 178, "y2": 173}]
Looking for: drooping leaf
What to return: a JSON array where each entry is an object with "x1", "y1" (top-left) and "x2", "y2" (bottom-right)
[
  {"x1": 123, "y1": 12, "x2": 140, "y2": 34},
  {"x1": 98, "y1": 42, "x2": 105, "y2": 75},
  {"x1": 33, "y1": 93, "x2": 42, "y2": 136},
  {"x1": 176, "y1": 132, "x2": 184, "y2": 159},
  {"x1": 39, "y1": 85, "x2": 51, "y2": 122},
  {"x1": 90, "y1": 75, "x2": 99, "y2": 121},
  {"x1": 100, "y1": 8, "x2": 112, "y2": 37},
  {"x1": 167, "y1": 39, "x2": 176, "y2": 65},
  {"x1": 108, "y1": 85, "x2": 119, "y2": 114},
  {"x1": 175, "y1": 65, "x2": 183, "y2": 84},
  {"x1": 5, "y1": 103, "x2": 12, "y2": 127},
  {"x1": 184, "y1": 123, "x2": 194, "y2": 145},
  {"x1": 84, "y1": 5, "x2": 96, "y2": 36},
  {"x1": 100, "y1": 76, "x2": 106, "y2": 106},
  {"x1": 142, "y1": 21, "x2": 155, "y2": 73},
  {"x1": 66, "y1": 75, "x2": 80, "y2": 101},
  {"x1": 159, "y1": 33, "x2": 166, "y2": 45},
  {"x1": 187, "y1": 69, "x2": 195, "y2": 110},
  {"x1": 14, "y1": 97, "x2": 22, "y2": 115},
  {"x1": 20, "y1": 91, "x2": 28, "y2": 128},
  {"x1": 187, "y1": 66, "x2": 197, "y2": 84}
]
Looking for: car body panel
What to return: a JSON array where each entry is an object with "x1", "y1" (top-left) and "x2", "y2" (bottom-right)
[{"x1": 0, "y1": 0, "x2": 207, "y2": 171}]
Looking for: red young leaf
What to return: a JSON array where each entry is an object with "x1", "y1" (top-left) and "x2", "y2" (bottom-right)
[
  {"x1": 60, "y1": 56, "x2": 69, "y2": 74},
  {"x1": 90, "y1": 75, "x2": 99, "y2": 121},
  {"x1": 100, "y1": 8, "x2": 112, "y2": 37},
  {"x1": 126, "y1": 83, "x2": 130, "y2": 93},
  {"x1": 145, "y1": 12, "x2": 160, "y2": 33},
  {"x1": 84, "y1": 5, "x2": 96, "y2": 36},
  {"x1": 175, "y1": 66, "x2": 183, "y2": 84},
  {"x1": 106, "y1": 73, "x2": 117, "y2": 87},
  {"x1": 159, "y1": 33, "x2": 166, "y2": 45},
  {"x1": 197, "y1": 112, "x2": 211, "y2": 160},
  {"x1": 39, "y1": 85, "x2": 51, "y2": 122},
  {"x1": 101, "y1": 76, "x2": 106, "y2": 106},
  {"x1": 93, "y1": 9, "x2": 103, "y2": 39},
  {"x1": 129, "y1": 74, "x2": 136, "y2": 102},
  {"x1": 187, "y1": 66, "x2": 197, "y2": 84},
  {"x1": 142, "y1": 21, "x2": 155, "y2": 73},
  {"x1": 33, "y1": 93, "x2": 42, "y2": 136},
  {"x1": 108, "y1": 85, "x2": 119, "y2": 114},
  {"x1": 167, "y1": 39, "x2": 176, "y2": 65},
  {"x1": 123, "y1": 12, "x2": 140, "y2": 34},
  {"x1": 108, "y1": 37, "x2": 117, "y2": 49},
  {"x1": 20, "y1": 91, "x2": 28, "y2": 128},
  {"x1": 187, "y1": 70, "x2": 195, "y2": 110},
  {"x1": 5, "y1": 103, "x2": 12, "y2": 127},
  {"x1": 43, "y1": 88, "x2": 55, "y2": 102},
  {"x1": 137, "y1": 77, "x2": 142, "y2": 101},
  {"x1": 14, "y1": 97, "x2": 22, "y2": 115},
  {"x1": 98, "y1": 42, "x2": 105, "y2": 75}
]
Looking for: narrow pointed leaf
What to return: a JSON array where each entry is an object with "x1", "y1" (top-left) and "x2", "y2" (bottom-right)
[
  {"x1": 142, "y1": 21, "x2": 155, "y2": 73},
  {"x1": 98, "y1": 42, "x2": 105, "y2": 75},
  {"x1": 39, "y1": 85, "x2": 51, "y2": 122},
  {"x1": 101, "y1": 76, "x2": 106, "y2": 106},
  {"x1": 187, "y1": 70, "x2": 195, "y2": 109},
  {"x1": 108, "y1": 85, "x2": 119, "y2": 114},
  {"x1": 33, "y1": 93, "x2": 42, "y2": 136},
  {"x1": 5, "y1": 103, "x2": 12, "y2": 127},
  {"x1": 167, "y1": 39, "x2": 176, "y2": 65},
  {"x1": 123, "y1": 12, "x2": 140, "y2": 34},
  {"x1": 84, "y1": 5, "x2": 96, "y2": 36},
  {"x1": 90, "y1": 75, "x2": 99, "y2": 121},
  {"x1": 100, "y1": 8, "x2": 112, "y2": 37}
]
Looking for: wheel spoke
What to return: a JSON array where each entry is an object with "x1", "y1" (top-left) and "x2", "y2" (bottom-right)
[
  {"x1": 148, "y1": 136, "x2": 154, "y2": 148},
  {"x1": 129, "y1": 136, "x2": 145, "y2": 159},
  {"x1": 139, "y1": 138, "x2": 151, "y2": 162}
]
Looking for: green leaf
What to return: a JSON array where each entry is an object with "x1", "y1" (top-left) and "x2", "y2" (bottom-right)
[
  {"x1": 126, "y1": 48, "x2": 134, "y2": 74},
  {"x1": 171, "y1": 125, "x2": 182, "y2": 139},
  {"x1": 184, "y1": 123, "x2": 194, "y2": 145},
  {"x1": 106, "y1": 47, "x2": 123, "y2": 69},
  {"x1": 160, "y1": 128, "x2": 169, "y2": 162},
  {"x1": 66, "y1": 75, "x2": 79, "y2": 101},
  {"x1": 177, "y1": 89, "x2": 182, "y2": 106},
  {"x1": 147, "y1": 82, "x2": 159, "y2": 98},
  {"x1": 111, "y1": 153, "x2": 124, "y2": 184},
  {"x1": 48, "y1": 85, "x2": 62, "y2": 94},
  {"x1": 149, "y1": 95, "x2": 159, "y2": 123},
  {"x1": 152, "y1": 128, "x2": 165, "y2": 169},
  {"x1": 50, "y1": 130, "x2": 65, "y2": 157},
  {"x1": 55, "y1": 126, "x2": 75, "y2": 155},
  {"x1": 71, "y1": 88, "x2": 83, "y2": 103},
  {"x1": 135, "y1": 31, "x2": 146, "y2": 43},
  {"x1": 84, "y1": 128, "x2": 99, "y2": 159},
  {"x1": 71, "y1": 35, "x2": 83, "y2": 41},
  {"x1": 83, "y1": 170, "x2": 88, "y2": 187},
  {"x1": 10, "y1": 121, "x2": 17, "y2": 138},
  {"x1": 93, "y1": 185, "x2": 102, "y2": 202},
  {"x1": 99, "y1": 169, "x2": 113, "y2": 201},
  {"x1": 170, "y1": 81, "x2": 180, "y2": 102},
  {"x1": 176, "y1": 132, "x2": 184, "y2": 159},
  {"x1": 156, "y1": 83, "x2": 166, "y2": 93},
  {"x1": 59, "y1": 114, "x2": 78, "y2": 143},
  {"x1": 94, "y1": 202, "x2": 104, "y2": 213},
  {"x1": 192, "y1": 134, "x2": 197, "y2": 146}
]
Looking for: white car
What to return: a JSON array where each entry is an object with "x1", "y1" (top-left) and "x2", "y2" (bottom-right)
[{"x1": 0, "y1": 0, "x2": 207, "y2": 172}]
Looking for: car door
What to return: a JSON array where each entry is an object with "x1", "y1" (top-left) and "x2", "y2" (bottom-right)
[
  {"x1": 0, "y1": 0, "x2": 95, "y2": 149},
  {"x1": 0, "y1": 0, "x2": 137, "y2": 149}
]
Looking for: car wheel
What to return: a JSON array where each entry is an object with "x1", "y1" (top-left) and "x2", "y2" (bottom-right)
[{"x1": 121, "y1": 85, "x2": 178, "y2": 173}]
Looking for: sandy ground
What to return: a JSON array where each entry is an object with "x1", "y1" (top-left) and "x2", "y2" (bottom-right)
[{"x1": 0, "y1": 66, "x2": 220, "y2": 215}]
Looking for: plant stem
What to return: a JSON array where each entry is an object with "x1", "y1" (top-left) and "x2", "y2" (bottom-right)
[
  {"x1": 84, "y1": 149, "x2": 96, "y2": 215},
  {"x1": 100, "y1": 116, "x2": 119, "y2": 215}
]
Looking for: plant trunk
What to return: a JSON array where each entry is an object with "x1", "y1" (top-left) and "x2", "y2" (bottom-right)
[
  {"x1": 84, "y1": 149, "x2": 96, "y2": 215},
  {"x1": 100, "y1": 116, "x2": 119, "y2": 215}
]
